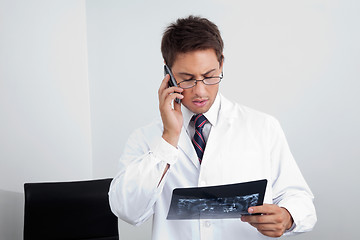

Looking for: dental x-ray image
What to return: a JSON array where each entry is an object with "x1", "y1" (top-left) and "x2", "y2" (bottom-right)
[{"x1": 167, "y1": 179, "x2": 267, "y2": 220}]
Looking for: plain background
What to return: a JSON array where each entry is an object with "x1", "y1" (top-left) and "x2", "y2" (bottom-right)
[{"x1": 1, "y1": 0, "x2": 359, "y2": 239}]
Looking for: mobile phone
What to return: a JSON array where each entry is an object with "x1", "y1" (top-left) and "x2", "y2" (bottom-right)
[{"x1": 164, "y1": 65, "x2": 181, "y2": 104}]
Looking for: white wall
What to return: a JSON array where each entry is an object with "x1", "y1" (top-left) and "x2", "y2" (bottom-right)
[
  {"x1": 0, "y1": 0, "x2": 359, "y2": 239},
  {"x1": 86, "y1": 0, "x2": 359, "y2": 240},
  {"x1": 0, "y1": 0, "x2": 92, "y2": 239}
]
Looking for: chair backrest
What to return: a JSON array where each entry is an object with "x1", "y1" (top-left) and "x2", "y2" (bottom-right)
[{"x1": 24, "y1": 178, "x2": 119, "y2": 240}]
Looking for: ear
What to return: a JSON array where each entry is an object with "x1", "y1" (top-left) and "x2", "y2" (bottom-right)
[{"x1": 219, "y1": 54, "x2": 224, "y2": 69}]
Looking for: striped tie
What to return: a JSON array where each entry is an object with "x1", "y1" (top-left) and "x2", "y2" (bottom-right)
[{"x1": 191, "y1": 114, "x2": 208, "y2": 163}]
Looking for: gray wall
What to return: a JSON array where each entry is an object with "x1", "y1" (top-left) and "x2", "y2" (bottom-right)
[{"x1": 1, "y1": 0, "x2": 359, "y2": 239}]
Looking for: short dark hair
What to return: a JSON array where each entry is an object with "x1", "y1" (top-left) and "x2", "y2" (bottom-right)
[{"x1": 161, "y1": 15, "x2": 224, "y2": 68}]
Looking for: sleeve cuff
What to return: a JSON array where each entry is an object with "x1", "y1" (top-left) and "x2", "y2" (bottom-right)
[
  {"x1": 278, "y1": 198, "x2": 316, "y2": 235},
  {"x1": 152, "y1": 137, "x2": 179, "y2": 165}
]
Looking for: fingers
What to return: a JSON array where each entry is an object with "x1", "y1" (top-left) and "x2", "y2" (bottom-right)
[
  {"x1": 160, "y1": 88, "x2": 183, "y2": 104},
  {"x1": 158, "y1": 74, "x2": 184, "y2": 147},
  {"x1": 249, "y1": 222, "x2": 274, "y2": 231},
  {"x1": 248, "y1": 204, "x2": 277, "y2": 215},
  {"x1": 251, "y1": 222, "x2": 286, "y2": 238},
  {"x1": 173, "y1": 96, "x2": 182, "y2": 111},
  {"x1": 242, "y1": 204, "x2": 282, "y2": 224},
  {"x1": 159, "y1": 74, "x2": 183, "y2": 106},
  {"x1": 165, "y1": 93, "x2": 184, "y2": 107},
  {"x1": 158, "y1": 74, "x2": 170, "y2": 93},
  {"x1": 159, "y1": 74, "x2": 183, "y2": 96},
  {"x1": 159, "y1": 88, "x2": 183, "y2": 106},
  {"x1": 241, "y1": 204, "x2": 293, "y2": 238},
  {"x1": 241, "y1": 213, "x2": 275, "y2": 225},
  {"x1": 242, "y1": 214, "x2": 286, "y2": 238},
  {"x1": 256, "y1": 229, "x2": 285, "y2": 238}
]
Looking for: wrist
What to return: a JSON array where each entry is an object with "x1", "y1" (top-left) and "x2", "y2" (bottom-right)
[
  {"x1": 281, "y1": 207, "x2": 294, "y2": 230},
  {"x1": 162, "y1": 131, "x2": 180, "y2": 147}
]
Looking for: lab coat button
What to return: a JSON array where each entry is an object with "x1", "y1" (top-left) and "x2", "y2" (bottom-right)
[{"x1": 205, "y1": 221, "x2": 211, "y2": 227}]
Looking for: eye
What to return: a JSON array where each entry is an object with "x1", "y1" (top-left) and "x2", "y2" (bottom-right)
[{"x1": 184, "y1": 78, "x2": 195, "y2": 82}]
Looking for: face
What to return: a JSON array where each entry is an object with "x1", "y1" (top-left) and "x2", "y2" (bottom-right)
[{"x1": 171, "y1": 49, "x2": 223, "y2": 114}]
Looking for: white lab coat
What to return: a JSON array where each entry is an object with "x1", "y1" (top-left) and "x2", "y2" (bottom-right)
[{"x1": 109, "y1": 94, "x2": 317, "y2": 240}]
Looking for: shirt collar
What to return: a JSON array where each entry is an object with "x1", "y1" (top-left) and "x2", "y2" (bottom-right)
[{"x1": 182, "y1": 93, "x2": 221, "y2": 128}]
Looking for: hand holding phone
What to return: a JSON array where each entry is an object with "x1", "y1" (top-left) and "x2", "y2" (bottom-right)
[
  {"x1": 160, "y1": 65, "x2": 184, "y2": 148},
  {"x1": 164, "y1": 65, "x2": 181, "y2": 104}
]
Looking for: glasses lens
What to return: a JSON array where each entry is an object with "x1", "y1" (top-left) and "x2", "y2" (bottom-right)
[
  {"x1": 179, "y1": 80, "x2": 196, "y2": 89},
  {"x1": 204, "y1": 77, "x2": 221, "y2": 85}
]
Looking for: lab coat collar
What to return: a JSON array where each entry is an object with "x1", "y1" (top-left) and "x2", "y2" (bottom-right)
[{"x1": 178, "y1": 93, "x2": 223, "y2": 169}]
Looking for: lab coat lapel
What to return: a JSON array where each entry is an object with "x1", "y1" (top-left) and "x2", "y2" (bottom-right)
[
  {"x1": 201, "y1": 95, "x2": 235, "y2": 164},
  {"x1": 177, "y1": 94, "x2": 236, "y2": 170},
  {"x1": 177, "y1": 127, "x2": 200, "y2": 169}
]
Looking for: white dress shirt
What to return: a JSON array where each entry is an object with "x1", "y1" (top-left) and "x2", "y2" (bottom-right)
[
  {"x1": 109, "y1": 93, "x2": 317, "y2": 240},
  {"x1": 183, "y1": 92, "x2": 220, "y2": 143}
]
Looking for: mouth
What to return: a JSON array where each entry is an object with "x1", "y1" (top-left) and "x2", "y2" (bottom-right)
[{"x1": 192, "y1": 98, "x2": 208, "y2": 107}]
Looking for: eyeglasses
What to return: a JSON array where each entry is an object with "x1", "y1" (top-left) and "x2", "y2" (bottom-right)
[{"x1": 177, "y1": 72, "x2": 223, "y2": 89}]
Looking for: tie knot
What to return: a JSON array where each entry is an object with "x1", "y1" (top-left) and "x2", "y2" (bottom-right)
[{"x1": 192, "y1": 114, "x2": 208, "y2": 129}]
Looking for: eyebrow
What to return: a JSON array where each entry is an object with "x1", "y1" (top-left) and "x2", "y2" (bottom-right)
[{"x1": 177, "y1": 68, "x2": 217, "y2": 78}]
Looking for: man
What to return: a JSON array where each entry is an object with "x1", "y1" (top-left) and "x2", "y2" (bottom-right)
[{"x1": 109, "y1": 16, "x2": 316, "y2": 239}]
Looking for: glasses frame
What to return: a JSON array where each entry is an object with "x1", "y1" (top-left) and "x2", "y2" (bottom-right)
[{"x1": 177, "y1": 72, "x2": 224, "y2": 89}]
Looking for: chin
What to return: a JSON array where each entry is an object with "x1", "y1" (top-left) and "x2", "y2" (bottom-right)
[{"x1": 191, "y1": 106, "x2": 211, "y2": 114}]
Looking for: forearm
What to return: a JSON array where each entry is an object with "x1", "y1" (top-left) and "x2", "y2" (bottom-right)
[
  {"x1": 271, "y1": 157, "x2": 317, "y2": 234},
  {"x1": 269, "y1": 117, "x2": 317, "y2": 234},
  {"x1": 276, "y1": 192, "x2": 317, "y2": 235},
  {"x1": 109, "y1": 155, "x2": 167, "y2": 225},
  {"x1": 109, "y1": 136, "x2": 178, "y2": 225}
]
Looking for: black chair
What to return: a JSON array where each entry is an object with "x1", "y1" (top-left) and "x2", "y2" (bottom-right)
[{"x1": 24, "y1": 178, "x2": 119, "y2": 240}]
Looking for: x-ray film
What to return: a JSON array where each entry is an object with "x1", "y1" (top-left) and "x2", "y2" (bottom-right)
[{"x1": 167, "y1": 179, "x2": 267, "y2": 220}]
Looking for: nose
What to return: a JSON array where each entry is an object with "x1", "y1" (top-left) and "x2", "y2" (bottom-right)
[{"x1": 192, "y1": 80, "x2": 207, "y2": 96}]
